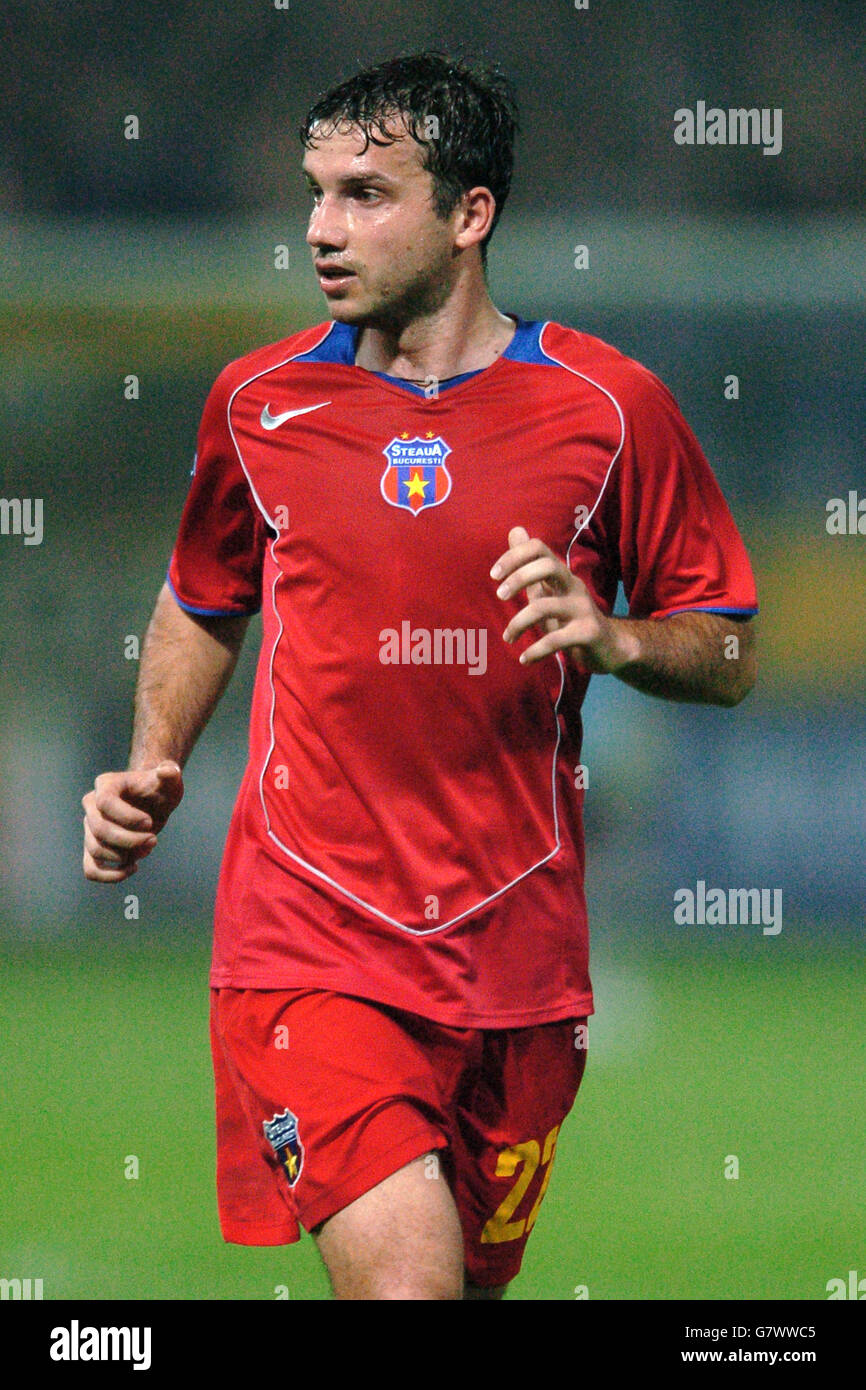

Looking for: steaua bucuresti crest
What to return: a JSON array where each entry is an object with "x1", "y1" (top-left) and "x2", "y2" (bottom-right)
[
  {"x1": 263, "y1": 1107, "x2": 304, "y2": 1187},
  {"x1": 381, "y1": 434, "x2": 452, "y2": 514}
]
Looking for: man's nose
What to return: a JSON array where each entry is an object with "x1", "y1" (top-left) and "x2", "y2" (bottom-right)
[{"x1": 306, "y1": 197, "x2": 348, "y2": 250}]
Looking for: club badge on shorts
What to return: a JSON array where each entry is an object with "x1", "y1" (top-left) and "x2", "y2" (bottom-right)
[
  {"x1": 264, "y1": 1107, "x2": 304, "y2": 1186},
  {"x1": 381, "y1": 434, "x2": 452, "y2": 514}
]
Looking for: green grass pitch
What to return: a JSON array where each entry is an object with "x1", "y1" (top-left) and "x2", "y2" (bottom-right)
[{"x1": 1, "y1": 936, "x2": 862, "y2": 1300}]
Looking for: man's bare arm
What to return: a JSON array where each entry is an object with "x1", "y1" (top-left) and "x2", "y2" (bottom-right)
[
  {"x1": 585, "y1": 609, "x2": 755, "y2": 706},
  {"x1": 492, "y1": 528, "x2": 757, "y2": 707},
  {"x1": 129, "y1": 582, "x2": 252, "y2": 769},
  {"x1": 82, "y1": 583, "x2": 251, "y2": 882}
]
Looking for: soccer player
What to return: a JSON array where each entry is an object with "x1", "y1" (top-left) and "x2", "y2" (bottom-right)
[{"x1": 82, "y1": 52, "x2": 758, "y2": 1300}]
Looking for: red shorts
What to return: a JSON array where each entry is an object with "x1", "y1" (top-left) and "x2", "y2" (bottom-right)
[{"x1": 210, "y1": 987, "x2": 588, "y2": 1288}]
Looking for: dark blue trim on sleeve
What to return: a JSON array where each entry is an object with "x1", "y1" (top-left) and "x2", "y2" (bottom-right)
[
  {"x1": 165, "y1": 571, "x2": 261, "y2": 618},
  {"x1": 658, "y1": 605, "x2": 759, "y2": 619}
]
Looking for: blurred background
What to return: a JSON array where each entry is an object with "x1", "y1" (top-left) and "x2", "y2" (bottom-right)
[{"x1": 1, "y1": 0, "x2": 863, "y2": 1301}]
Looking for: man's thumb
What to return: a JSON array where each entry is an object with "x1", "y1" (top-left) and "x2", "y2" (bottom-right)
[
  {"x1": 155, "y1": 760, "x2": 182, "y2": 781},
  {"x1": 137, "y1": 760, "x2": 183, "y2": 803}
]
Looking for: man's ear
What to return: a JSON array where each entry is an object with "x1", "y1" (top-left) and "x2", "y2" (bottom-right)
[{"x1": 453, "y1": 186, "x2": 497, "y2": 253}]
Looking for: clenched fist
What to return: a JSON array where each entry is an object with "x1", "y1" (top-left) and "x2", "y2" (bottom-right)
[{"x1": 82, "y1": 760, "x2": 185, "y2": 883}]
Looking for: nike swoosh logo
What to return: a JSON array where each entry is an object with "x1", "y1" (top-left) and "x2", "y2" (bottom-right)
[{"x1": 260, "y1": 401, "x2": 331, "y2": 430}]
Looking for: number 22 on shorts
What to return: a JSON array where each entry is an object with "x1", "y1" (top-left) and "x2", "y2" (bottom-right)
[{"x1": 480, "y1": 1124, "x2": 561, "y2": 1244}]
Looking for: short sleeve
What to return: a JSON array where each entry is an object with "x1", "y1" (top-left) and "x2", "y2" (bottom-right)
[
  {"x1": 167, "y1": 368, "x2": 268, "y2": 616},
  {"x1": 609, "y1": 369, "x2": 758, "y2": 620}
]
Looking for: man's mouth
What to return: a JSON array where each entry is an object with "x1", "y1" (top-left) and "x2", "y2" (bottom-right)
[{"x1": 315, "y1": 262, "x2": 357, "y2": 290}]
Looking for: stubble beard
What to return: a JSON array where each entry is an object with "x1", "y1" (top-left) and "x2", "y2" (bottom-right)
[{"x1": 331, "y1": 253, "x2": 455, "y2": 336}]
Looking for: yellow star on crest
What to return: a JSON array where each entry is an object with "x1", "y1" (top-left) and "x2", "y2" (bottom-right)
[{"x1": 406, "y1": 470, "x2": 429, "y2": 499}]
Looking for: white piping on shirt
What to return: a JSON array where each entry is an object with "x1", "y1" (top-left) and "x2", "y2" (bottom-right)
[{"x1": 533, "y1": 322, "x2": 627, "y2": 573}]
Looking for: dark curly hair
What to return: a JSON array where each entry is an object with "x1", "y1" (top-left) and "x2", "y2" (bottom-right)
[{"x1": 300, "y1": 51, "x2": 519, "y2": 267}]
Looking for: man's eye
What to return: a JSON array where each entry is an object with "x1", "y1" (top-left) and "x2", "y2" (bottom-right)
[{"x1": 356, "y1": 188, "x2": 381, "y2": 203}]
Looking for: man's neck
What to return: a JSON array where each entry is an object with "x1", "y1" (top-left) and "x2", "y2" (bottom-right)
[{"x1": 353, "y1": 292, "x2": 516, "y2": 383}]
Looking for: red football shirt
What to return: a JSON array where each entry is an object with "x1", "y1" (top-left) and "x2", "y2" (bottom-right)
[{"x1": 168, "y1": 317, "x2": 757, "y2": 1027}]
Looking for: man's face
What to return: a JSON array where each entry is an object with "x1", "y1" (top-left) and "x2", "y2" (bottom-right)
[{"x1": 302, "y1": 119, "x2": 460, "y2": 328}]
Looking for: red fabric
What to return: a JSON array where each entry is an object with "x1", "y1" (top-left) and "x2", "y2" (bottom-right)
[
  {"x1": 210, "y1": 986, "x2": 589, "y2": 1286},
  {"x1": 170, "y1": 318, "x2": 757, "y2": 1026}
]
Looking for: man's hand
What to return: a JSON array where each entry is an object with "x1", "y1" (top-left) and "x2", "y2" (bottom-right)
[
  {"x1": 490, "y1": 526, "x2": 633, "y2": 673},
  {"x1": 82, "y1": 760, "x2": 185, "y2": 883},
  {"x1": 490, "y1": 525, "x2": 756, "y2": 705}
]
